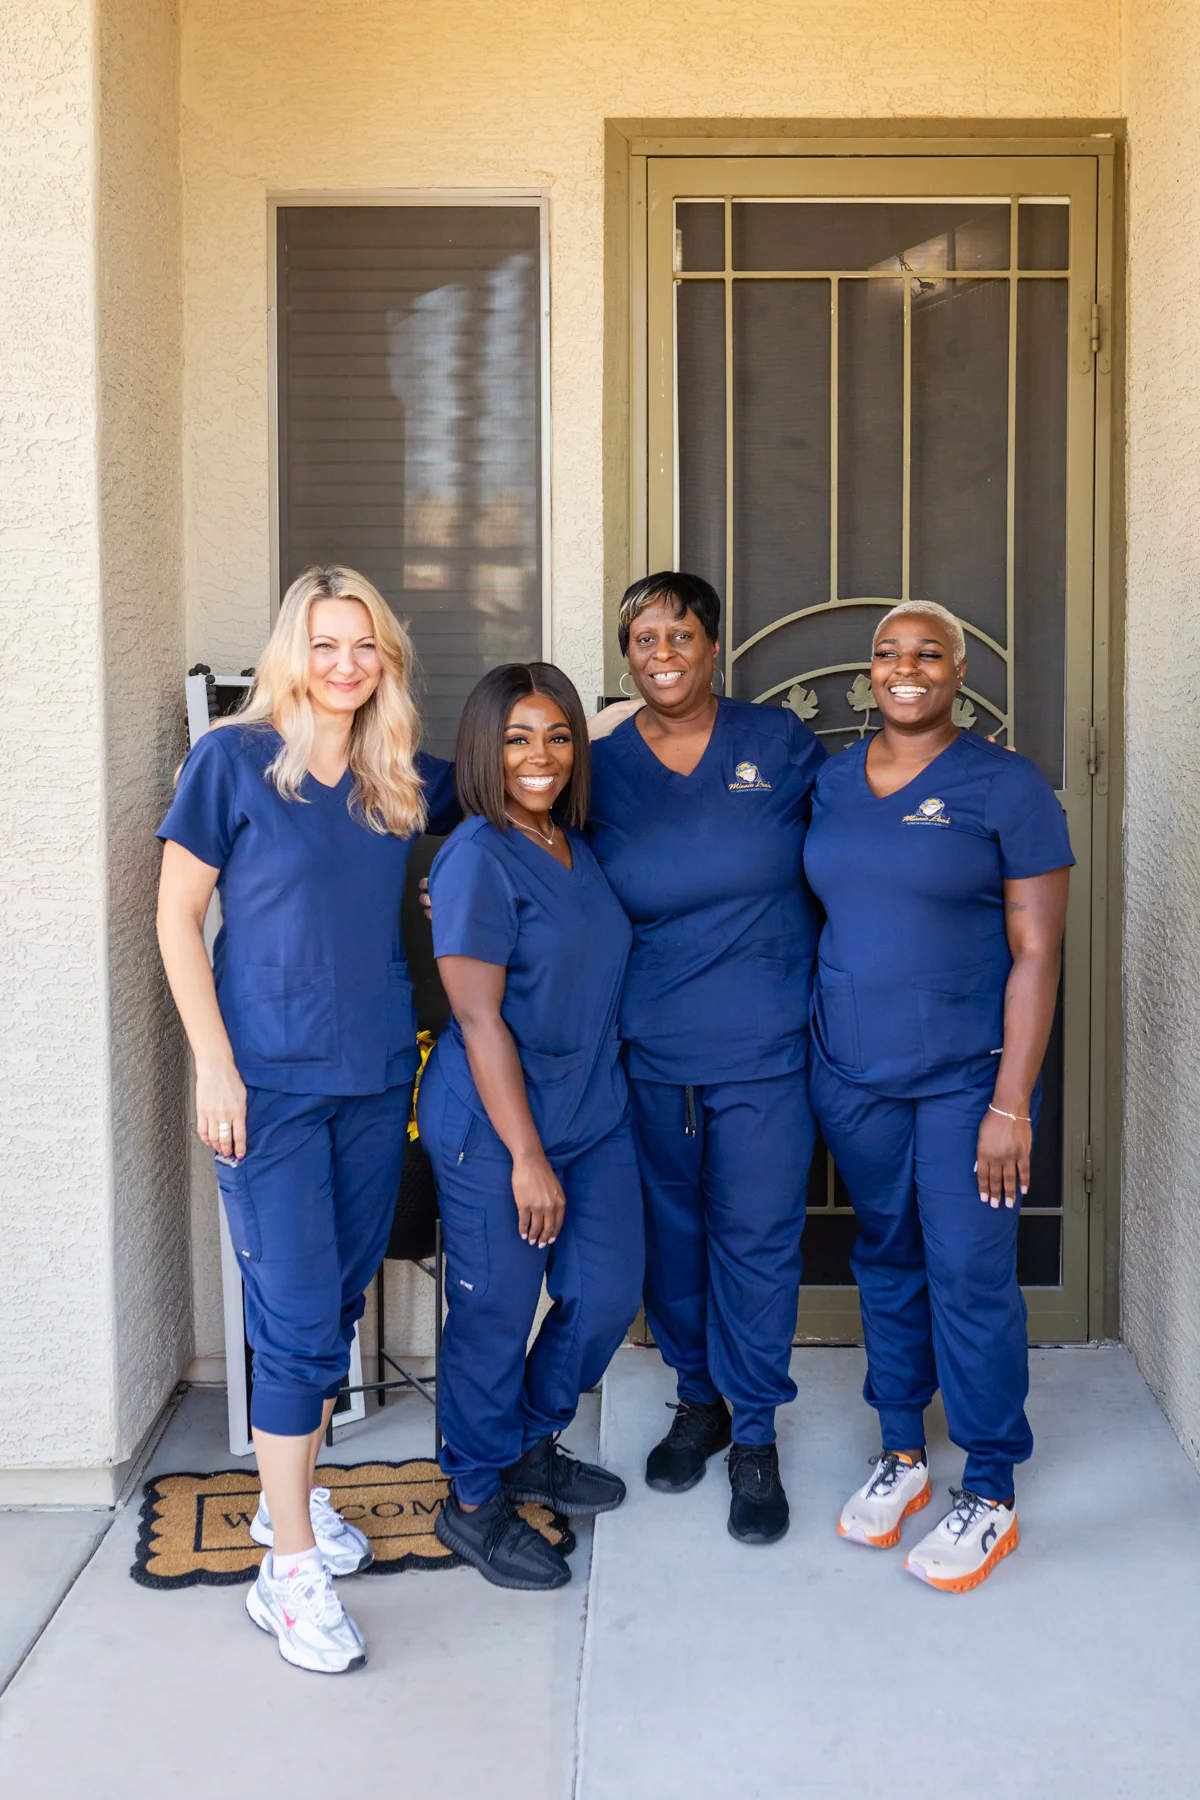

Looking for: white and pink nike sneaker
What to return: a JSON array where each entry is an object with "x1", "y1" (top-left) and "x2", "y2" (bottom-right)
[
  {"x1": 246, "y1": 1556, "x2": 367, "y2": 1673},
  {"x1": 250, "y1": 1485, "x2": 374, "y2": 1577},
  {"x1": 838, "y1": 1451, "x2": 932, "y2": 1548},
  {"x1": 905, "y1": 1488, "x2": 1019, "y2": 1593}
]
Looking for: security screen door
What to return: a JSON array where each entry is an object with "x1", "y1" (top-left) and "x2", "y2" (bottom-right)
[{"x1": 644, "y1": 155, "x2": 1102, "y2": 1342}]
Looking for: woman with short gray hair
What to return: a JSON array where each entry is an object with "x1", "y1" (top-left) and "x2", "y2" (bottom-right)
[{"x1": 804, "y1": 601, "x2": 1072, "y2": 1592}]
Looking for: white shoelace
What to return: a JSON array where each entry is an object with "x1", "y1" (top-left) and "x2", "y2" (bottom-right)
[
  {"x1": 276, "y1": 1562, "x2": 346, "y2": 1629},
  {"x1": 309, "y1": 1487, "x2": 355, "y2": 1540}
]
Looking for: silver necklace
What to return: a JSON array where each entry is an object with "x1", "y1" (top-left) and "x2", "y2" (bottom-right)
[{"x1": 505, "y1": 811, "x2": 556, "y2": 847}]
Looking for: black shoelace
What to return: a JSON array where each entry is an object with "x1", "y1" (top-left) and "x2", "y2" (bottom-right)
[
  {"x1": 943, "y1": 1486, "x2": 998, "y2": 1540},
  {"x1": 546, "y1": 1432, "x2": 585, "y2": 1484},
  {"x1": 866, "y1": 1451, "x2": 915, "y2": 1497},
  {"x1": 727, "y1": 1444, "x2": 778, "y2": 1495},
  {"x1": 482, "y1": 1499, "x2": 537, "y2": 1563},
  {"x1": 664, "y1": 1400, "x2": 724, "y2": 1449}
]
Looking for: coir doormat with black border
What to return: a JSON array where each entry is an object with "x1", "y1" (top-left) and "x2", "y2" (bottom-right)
[{"x1": 132, "y1": 1462, "x2": 576, "y2": 1590}]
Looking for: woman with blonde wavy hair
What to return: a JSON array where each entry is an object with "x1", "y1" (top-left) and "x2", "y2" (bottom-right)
[{"x1": 157, "y1": 565, "x2": 458, "y2": 1674}]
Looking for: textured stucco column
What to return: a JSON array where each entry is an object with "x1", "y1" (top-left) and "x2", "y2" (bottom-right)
[
  {"x1": 1122, "y1": 0, "x2": 1200, "y2": 1471},
  {"x1": 0, "y1": 0, "x2": 189, "y2": 1503}
]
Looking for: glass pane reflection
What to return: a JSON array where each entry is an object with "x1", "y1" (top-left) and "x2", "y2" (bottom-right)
[
  {"x1": 733, "y1": 201, "x2": 1010, "y2": 272},
  {"x1": 278, "y1": 205, "x2": 542, "y2": 759}
]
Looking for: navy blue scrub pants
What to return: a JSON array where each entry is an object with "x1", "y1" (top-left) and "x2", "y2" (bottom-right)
[
  {"x1": 630, "y1": 1070, "x2": 815, "y2": 1446},
  {"x1": 419, "y1": 1063, "x2": 645, "y2": 1505},
  {"x1": 809, "y1": 1058, "x2": 1034, "y2": 1502},
  {"x1": 215, "y1": 1083, "x2": 410, "y2": 1436}
]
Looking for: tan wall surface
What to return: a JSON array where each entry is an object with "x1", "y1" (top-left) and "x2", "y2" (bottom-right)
[
  {"x1": 180, "y1": 0, "x2": 1122, "y2": 688},
  {"x1": 99, "y1": 0, "x2": 191, "y2": 1455},
  {"x1": 0, "y1": 0, "x2": 187, "y2": 1491},
  {"x1": 180, "y1": 0, "x2": 1122, "y2": 1356},
  {"x1": 0, "y1": 0, "x2": 115, "y2": 1469},
  {"x1": 1122, "y1": 0, "x2": 1200, "y2": 1469}
]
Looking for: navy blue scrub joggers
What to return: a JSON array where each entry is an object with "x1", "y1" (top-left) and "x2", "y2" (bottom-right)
[
  {"x1": 630, "y1": 1070, "x2": 816, "y2": 1446},
  {"x1": 215, "y1": 1083, "x2": 411, "y2": 1436},
  {"x1": 419, "y1": 1062, "x2": 646, "y2": 1506},
  {"x1": 809, "y1": 1058, "x2": 1034, "y2": 1502}
]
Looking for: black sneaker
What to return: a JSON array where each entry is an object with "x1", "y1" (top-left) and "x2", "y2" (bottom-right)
[
  {"x1": 435, "y1": 1488, "x2": 572, "y2": 1591},
  {"x1": 645, "y1": 1397, "x2": 733, "y2": 1493},
  {"x1": 501, "y1": 1433, "x2": 626, "y2": 1518},
  {"x1": 727, "y1": 1442, "x2": 790, "y2": 1545}
]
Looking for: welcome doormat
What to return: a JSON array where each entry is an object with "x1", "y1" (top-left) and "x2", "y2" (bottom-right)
[{"x1": 132, "y1": 1462, "x2": 576, "y2": 1590}]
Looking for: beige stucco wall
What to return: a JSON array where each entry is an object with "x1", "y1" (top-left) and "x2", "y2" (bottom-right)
[
  {"x1": 99, "y1": 0, "x2": 191, "y2": 1459},
  {"x1": 1121, "y1": 0, "x2": 1200, "y2": 1469},
  {"x1": 0, "y1": 0, "x2": 187, "y2": 1500},
  {"x1": 0, "y1": 0, "x2": 114, "y2": 1482},
  {"x1": 180, "y1": 0, "x2": 1123, "y2": 1359}
]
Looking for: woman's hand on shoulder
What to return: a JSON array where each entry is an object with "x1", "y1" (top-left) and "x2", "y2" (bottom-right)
[
  {"x1": 587, "y1": 698, "x2": 644, "y2": 740},
  {"x1": 511, "y1": 1152, "x2": 566, "y2": 1247},
  {"x1": 195, "y1": 1057, "x2": 248, "y2": 1161}
]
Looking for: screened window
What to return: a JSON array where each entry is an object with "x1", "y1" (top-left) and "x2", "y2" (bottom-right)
[{"x1": 276, "y1": 204, "x2": 544, "y2": 757}]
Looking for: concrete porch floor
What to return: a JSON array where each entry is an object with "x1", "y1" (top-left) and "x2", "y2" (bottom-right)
[{"x1": 1, "y1": 1345, "x2": 1198, "y2": 1799}]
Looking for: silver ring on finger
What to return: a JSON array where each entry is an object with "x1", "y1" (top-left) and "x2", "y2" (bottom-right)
[{"x1": 218, "y1": 1123, "x2": 231, "y2": 1139}]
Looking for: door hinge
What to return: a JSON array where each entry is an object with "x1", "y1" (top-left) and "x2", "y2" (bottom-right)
[
  {"x1": 1087, "y1": 725, "x2": 1100, "y2": 777},
  {"x1": 1083, "y1": 1142, "x2": 1095, "y2": 1195},
  {"x1": 1089, "y1": 302, "x2": 1101, "y2": 357}
]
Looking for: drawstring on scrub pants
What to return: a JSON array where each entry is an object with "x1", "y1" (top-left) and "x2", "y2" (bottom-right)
[{"x1": 684, "y1": 1086, "x2": 698, "y2": 1138}]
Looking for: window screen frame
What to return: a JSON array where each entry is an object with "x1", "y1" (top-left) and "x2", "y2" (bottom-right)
[{"x1": 267, "y1": 190, "x2": 552, "y2": 656}]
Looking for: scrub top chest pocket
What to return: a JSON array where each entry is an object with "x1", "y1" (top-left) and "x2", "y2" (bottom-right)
[{"x1": 804, "y1": 732, "x2": 1074, "y2": 1099}]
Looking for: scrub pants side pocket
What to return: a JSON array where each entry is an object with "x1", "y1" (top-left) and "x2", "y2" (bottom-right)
[
  {"x1": 425, "y1": 1090, "x2": 492, "y2": 1301},
  {"x1": 214, "y1": 1155, "x2": 261, "y2": 1264}
]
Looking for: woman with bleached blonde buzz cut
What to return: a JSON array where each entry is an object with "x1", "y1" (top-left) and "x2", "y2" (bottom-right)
[{"x1": 157, "y1": 565, "x2": 459, "y2": 1674}]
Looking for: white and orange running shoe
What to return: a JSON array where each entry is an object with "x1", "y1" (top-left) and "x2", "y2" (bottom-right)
[
  {"x1": 904, "y1": 1488, "x2": 1019, "y2": 1593},
  {"x1": 838, "y1": 1452, "x2": 932, "y2": 1548}
]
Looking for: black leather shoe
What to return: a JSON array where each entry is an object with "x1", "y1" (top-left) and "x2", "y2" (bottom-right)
[
  {"x1": 502, "y1": 1433, "x2": 626, "y2": 1517},
  {"x1": 435, "y1": 1488, "x2": 572, "y2": 1590},
  {"x1": 727, "y1": 1442, "x2": 790, "y2": 1544},
  {"x1": 645, "y1": 1397, "x2": 733, "y2": 1493}
]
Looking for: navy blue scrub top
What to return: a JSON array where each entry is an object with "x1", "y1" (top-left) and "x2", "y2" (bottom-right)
[
  {"x1": 589, "y1": 697, "x2": 827, "y2": 1086},
  {"x1": 803, "y1": 730, "x2": 1075, "y2": 1099},
  {"x1": 428, "y1": 815, "x2": 633, "y2": 1159},
  {"x1": 157, "y1": 723, "x2": 459, "y2": 1096}
]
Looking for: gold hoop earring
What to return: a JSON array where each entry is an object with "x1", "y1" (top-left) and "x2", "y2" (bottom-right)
[{"x1": 619, "y1": 671, "x2": 636, "y2": 697}]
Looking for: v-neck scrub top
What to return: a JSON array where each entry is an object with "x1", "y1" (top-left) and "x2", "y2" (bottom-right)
[
  {"x1": 589, "y1": 697, "x2": 827, "y2": 1085},
  {"x1": 803, "y1": 731, "x2": 1074, "y2": 1099},
  {"x1": 157, "y1": 723, "x2": 459, "y2": 1095},
  {"x1": 428, "y1": 816, "x2": 633, "y2": 1159}
]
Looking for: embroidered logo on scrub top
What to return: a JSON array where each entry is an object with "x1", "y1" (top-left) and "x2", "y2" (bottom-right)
[
  {"x1": 728, "y1": 760, "x2": 773, "y2": 792},
  {"x1": 901, "y1": 796, "x2": 951, "y2": 826}
]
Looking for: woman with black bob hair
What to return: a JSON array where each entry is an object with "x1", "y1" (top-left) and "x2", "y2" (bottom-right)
[
  {"x1": 418, "y1": 662, "x2": 644, "y2": 1591},
  {"x1": 588, "y1": 571, "x2": 826, "y2": 1545}
]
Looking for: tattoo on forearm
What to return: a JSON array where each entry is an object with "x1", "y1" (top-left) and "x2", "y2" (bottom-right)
[{"x1": 1006, "y1": 901, "x2": 1027, "y2": 913}]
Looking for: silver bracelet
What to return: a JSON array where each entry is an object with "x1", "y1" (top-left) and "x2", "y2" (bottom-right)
[{"x1": 988, "y1": 1103, "x2": 1031, "y2": 1123}]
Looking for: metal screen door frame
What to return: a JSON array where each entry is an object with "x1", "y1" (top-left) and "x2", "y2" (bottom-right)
[{"x1": 637, "y1": 147, "x2": 1113, "y2": 1344}]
